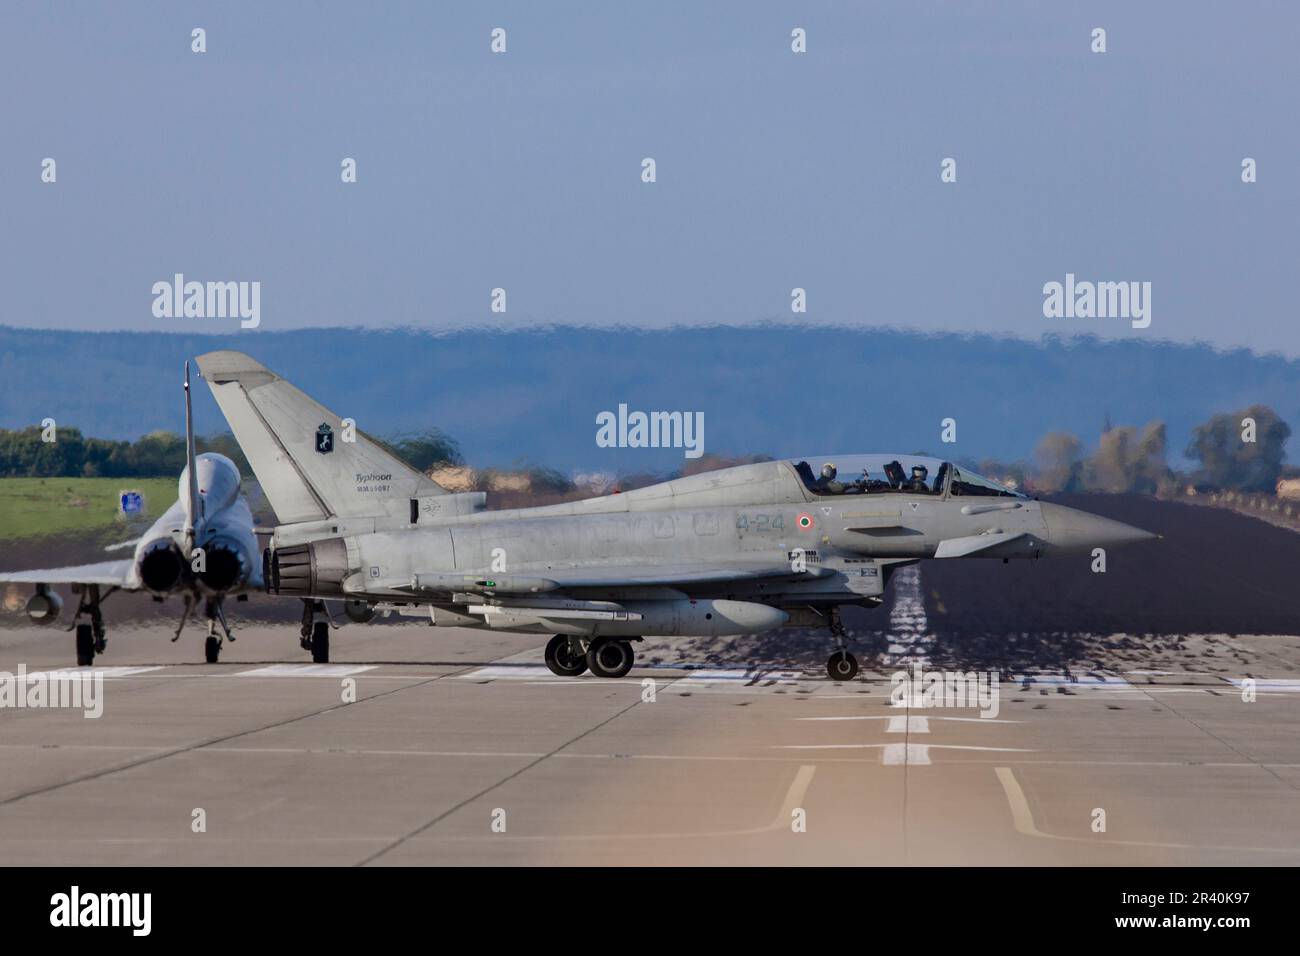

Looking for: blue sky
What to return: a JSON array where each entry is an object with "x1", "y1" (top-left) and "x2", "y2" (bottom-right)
[{"x1": 2, "y1": 2, "x2": 1297, "y2": 352}]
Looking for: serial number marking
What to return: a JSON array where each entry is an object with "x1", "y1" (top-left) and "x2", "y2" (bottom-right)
[{"x1": 736, "y1": 513, "x2": 785, "y2": 533}]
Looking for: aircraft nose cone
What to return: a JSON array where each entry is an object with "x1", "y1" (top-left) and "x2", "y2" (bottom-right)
[{"x1": 1040, "y1": 502, "x2": 1157, "y2": 553}]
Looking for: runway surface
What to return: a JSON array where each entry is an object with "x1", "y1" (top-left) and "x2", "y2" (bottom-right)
[
  {"x1": 4, "y1": 494, "x2": 1300, "y2": 865},
  {"x1": 2, "y1": 610, "x2": 1299, "y2": 866}
]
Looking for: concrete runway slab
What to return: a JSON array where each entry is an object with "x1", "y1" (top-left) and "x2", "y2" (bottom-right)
[{"x1": 1, "y1": 620, "x2": 1299, "y2": 865}]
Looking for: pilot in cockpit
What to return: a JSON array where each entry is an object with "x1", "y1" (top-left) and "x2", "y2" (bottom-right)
[
  {"x1": 816, "y1": 462, "x2": 846, "y2": 494},
  {"x1": 907, "y1": 464, "x2": 931, "y2": 493}
]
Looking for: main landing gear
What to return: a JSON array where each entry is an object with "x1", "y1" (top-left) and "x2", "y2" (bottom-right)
[
  {"x1": 300, "y1": 599, "x2": 332, "y2": 663},
  {"x1": 544, "y1": 635, "x2": 588, "y2": 676},
  {"x1": 825, "y1": 608, "x2": 859, "y2": 682},
  {"x1": 544, "y1": 635, "x2": 639, "y2": 679},
  {"x1": 70, "y1": 584, "x2": 113, "y2": 666}
]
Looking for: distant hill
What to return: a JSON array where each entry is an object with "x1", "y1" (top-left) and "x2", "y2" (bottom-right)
[{"x1": 2, "y1": 325, "x2": 1297, "y2": 473}]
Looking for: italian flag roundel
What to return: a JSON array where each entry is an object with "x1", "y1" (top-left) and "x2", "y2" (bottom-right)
[{"x1": 797, "y1": 512, "x2": 814, "y2": 530}]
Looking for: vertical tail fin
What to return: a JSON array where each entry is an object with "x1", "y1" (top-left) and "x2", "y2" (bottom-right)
[{"x1": 193, "y1": 351, "x2": 445, "y2": 525}]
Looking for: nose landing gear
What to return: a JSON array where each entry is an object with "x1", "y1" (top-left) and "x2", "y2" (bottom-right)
[
  {"x1": 825, "y1": 608, "x2": 859, "y2": 681},
  {"x1": 202, "y1": 597, "x2": 234, "y2": 663},
  {"x1": 827, "y1": 649, "x2": 859, "y2": 681}
]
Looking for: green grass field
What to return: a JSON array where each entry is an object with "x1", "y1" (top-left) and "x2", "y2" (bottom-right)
[{"x1": 0, "y1": 477, "x2": 178, "y2": 541}]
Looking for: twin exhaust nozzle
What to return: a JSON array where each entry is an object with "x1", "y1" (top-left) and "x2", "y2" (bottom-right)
[{"x1": 138, "y1": 538, "x2": 248, "y2": 595}]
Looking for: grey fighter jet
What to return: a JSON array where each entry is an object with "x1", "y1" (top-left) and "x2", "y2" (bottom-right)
[
  {"x1": 1, "y1": 364, "x2": 261, "y2": 664},
  {"x1": 195, "y1": 351, "x2": 1154, "y2": 680}
]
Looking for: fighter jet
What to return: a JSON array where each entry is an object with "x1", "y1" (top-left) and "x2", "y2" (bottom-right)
[
  {"x1": 1, "y1": 363, "x2": 261, "y2": 664},
  {"x1": 195, "y1": 350, "x2": 1155, "y2": 680}
]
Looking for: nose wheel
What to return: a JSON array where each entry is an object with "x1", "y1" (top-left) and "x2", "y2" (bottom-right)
[
  {"x1": 827, "y1": 649, "x2": 859, "y2": 681},
  {"x1": 202, "y1": 597, "x2": 233, "y2": 663},
  {"x1": 825, "y1": 607, "x2": 859, "y2": 681}
]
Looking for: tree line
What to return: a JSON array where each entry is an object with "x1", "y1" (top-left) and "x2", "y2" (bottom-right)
[
  {"x1": 0, "y1": 408, "x2": 1292, "y2": 496},
  {"x1": 0, "y1": 426, "x2": 460, "y2": 479},
  {"x1": 1024, "y1": 404, "x2": 1292, "y2": 494}
]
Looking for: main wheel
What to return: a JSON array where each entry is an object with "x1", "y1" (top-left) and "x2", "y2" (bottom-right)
[
  {"x1": 586, "y1": 638, "x2": 634, "y2": 679},
  {"x1": 75, "y1": 624, "x2": 95, "y2": 666},
  {"x1": 544, "y1": 635, "x2": 588, "y2": 677},
  {"x1": 827, "y1": 650, "x2": 859, "y2": 681},
  {"x1": 311, "y1": 621, "x2": 330, "y2": 663},
  {"x1": 204, "y1": 635, "x2": 221, "y2": 664}
]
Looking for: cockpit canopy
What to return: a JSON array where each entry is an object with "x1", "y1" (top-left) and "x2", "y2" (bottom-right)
[{"x1": 791, "y1": 455, "x2": 1022, "y2": 499}]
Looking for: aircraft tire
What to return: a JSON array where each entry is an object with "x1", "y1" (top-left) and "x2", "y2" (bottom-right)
[
  {"x1": 544, "y1": 635, "x2": 588, "y2": 677},
  {"x1": 205, "y1": 636, "x2": 221, "y2": 664},
  {"x1": 827, "y1": 650, "x2": 859, "y2": 681},
  {"x1": 586, "y1": 638, "x2": 634, "y2": 679},
  {"x1": 311, "y1": 622, "x2": 330, "y2": 663},
  {"x1": 75, "y1": 624, "x2": 95, "y2": 666}
]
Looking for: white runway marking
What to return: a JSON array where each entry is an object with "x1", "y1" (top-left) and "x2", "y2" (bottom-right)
[
  {"x1": 797, "y1": 714, "x2": 1020, "y2": 724},
  {"x1": 777, "y1": 765, "x2": 816, "y2": 824},
  {"x1": 236, "y1": 664, "x2": 376, "y2": 677},
  {"x1": 883, "y1": 565, "x2": 930, "y2": 664},
  {"x1": 993, "y1": 766, "x2": 1300, "y2": 853},
  {"x1": 774, "y1": 743, "x2": 1029, "y2": 764},
  {"x1": 457, "y1": 665, "x2": 590, "y2": 680},
  {"x1": 12, "y1": 661, "x2": 1298, "y2": 703},
  {"x1": 883, "y1": 742, "x2": 929, "y2": 765},
  {"x1": 886, "y1": 715, "x2": 929, "y2": 733},
  {"x1": 17, "y1": 666, "x2": 163, "y2": 679},
  {"x1": 1224, "y1": 678, "x2": 1300, "y2": 692},
  {"x1": 1012, "y1": 673, "x2": 1132, "y2": 687},
  {"x1": 672, "y1": 669, "x2": 803, "y2": 685},
  {"x1": 457, "y1": 663, "x2": 803, "y2": 684}
]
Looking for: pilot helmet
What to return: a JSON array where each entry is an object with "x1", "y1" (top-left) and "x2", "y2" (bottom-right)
[
  {"x1": 911, "y1": 464, "x2": 929, "y2": 479},
  {"x1": 821, "y1": 463, "x2": 837, "y2": 479}
]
